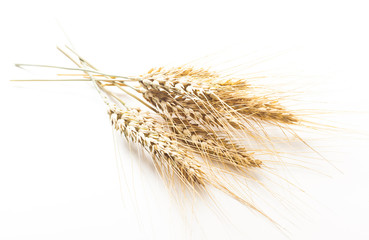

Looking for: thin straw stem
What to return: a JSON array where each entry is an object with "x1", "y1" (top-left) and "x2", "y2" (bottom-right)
[
  {"x1": 11, "y1": 79, "x2": 94, "y2": 82},
  {"x1": 15, "y1": 63, "x2": 140, "y2": 81}
]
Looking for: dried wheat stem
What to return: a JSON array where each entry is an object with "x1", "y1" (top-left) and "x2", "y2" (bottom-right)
[{"x1": 15, "y1": 63, "x2": 139, "y2": 81}]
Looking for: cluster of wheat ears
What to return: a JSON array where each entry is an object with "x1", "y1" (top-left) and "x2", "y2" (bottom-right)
[{"x1": 14, "y1": 46, "x2": 328, "y2": 225}]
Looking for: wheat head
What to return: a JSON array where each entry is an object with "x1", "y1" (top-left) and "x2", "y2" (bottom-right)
[
  {"x1": 107, "y1": 104, "x2": 206, "y2": 187},
  {"x1": 167, "y1": 116, "x2": 262, "y2": 170},
  {"x1": 140, "y1": 66, "x2": 299, "y2": 129}
]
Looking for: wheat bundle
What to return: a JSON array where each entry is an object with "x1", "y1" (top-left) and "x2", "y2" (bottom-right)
[{"x1": 12, "y1": 46, "x2": 327, "y2": 227}]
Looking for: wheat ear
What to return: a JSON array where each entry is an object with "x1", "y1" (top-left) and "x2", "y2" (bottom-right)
[
  {"x1": 166, "y1": 116, "x2": 262, "y2": 170},
  {"x1": 107, "y1": 104, "x2": 206, "y2": 187},
  {"x1": 140, "y1": 67, "x2": 299, "y2": 129}
]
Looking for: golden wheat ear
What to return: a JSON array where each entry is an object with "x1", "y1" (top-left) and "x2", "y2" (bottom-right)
[
  {"x1": 166, "y1": 116, "x2": 262, "y2": 170},
  {"x1": 139, "y1": 66, "x2": 299, "y2": 125},
  {"x1": 108, "y1": 104, "x2": 206, "y2": 188}
]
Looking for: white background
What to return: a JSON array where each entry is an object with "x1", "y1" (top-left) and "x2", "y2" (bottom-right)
[{"x1": 1, "y1": 0, "x2": 369, "y2": 239}]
